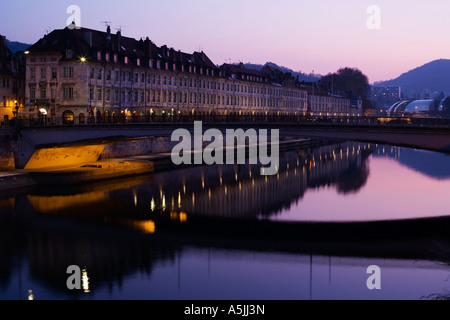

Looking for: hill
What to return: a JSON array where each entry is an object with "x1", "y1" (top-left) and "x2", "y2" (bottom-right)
[
  {"x1": 374, "y1": 59, "x2": 450, "y2": 98},
  {"x1": 6, "y1": 39, "x2": 31, "y2": 53},
  {"x1": 242, "y1": 62, "x2": 322, "y2": 82}
]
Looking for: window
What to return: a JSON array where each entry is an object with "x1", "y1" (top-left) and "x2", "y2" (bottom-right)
[
  {"x1": 97, "y1": 88, "x2": 102, "y2": 101},
  {"x1": 63, "y1": 87, "x2": 74, "y2": 100},
  {"x1": 114, "y1": 89, "x2": 119, "y2": 102},
  {"x1": 51, "y1": 68, "x2": 57, "y2": 79},
  {"x1": 40, "y1": 68, "x2": 46, "y2": 79},
  {"x1": 66, "y1": 50, "x2": 74, "y2": 59},
  {"x1": 106, "y1": 89, "x2": 111, "y2": 101},
  {"x1": 30, "y1": 87, "x2": 36, "y2": 100},
  {"x1": 40, "y1": 88, "x2": 46, "y2": 99},
  {"x1": 63, "y1": 67, "x2": 74, "y2": 78},
  {"x1": 90, "y1": 87, "x2": 94, "y2": 101},
  {"x1": 97, "y1": 69, "x2": 102, "y2": 80},
  {"x1": 30, "y1": 68, "x2": 36, "y2": 80}
]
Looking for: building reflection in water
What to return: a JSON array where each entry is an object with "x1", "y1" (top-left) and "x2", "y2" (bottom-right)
[{"x1": 3, "y1": 140, "x2": 450, "y2": 299}]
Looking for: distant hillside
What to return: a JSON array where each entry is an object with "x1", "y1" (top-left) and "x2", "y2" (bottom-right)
[
  {"x1": 6, "y1": 39, "x2": 31, "y2": 53},
  {"x1": 374, "y1": 59, "x2": 450, "y2": 97},
  {"x1": 242, "y1": 62, "x2": 322, "y2": 82}
]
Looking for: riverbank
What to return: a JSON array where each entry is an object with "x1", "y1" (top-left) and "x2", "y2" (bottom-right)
[{"x1": 0, "y1": 138, "x2": 336, "y2": 192}]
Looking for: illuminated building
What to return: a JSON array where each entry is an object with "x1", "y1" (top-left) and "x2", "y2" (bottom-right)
[
  {"x1": 23, "y1": 24, "x2": 310, "y2": 123},
  {"x1": 0, "y1": 35, "x2": 25, "y2": 124}
]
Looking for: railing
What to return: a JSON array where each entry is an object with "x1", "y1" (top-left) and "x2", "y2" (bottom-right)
[{"x1": 3, "y1": 114, "x2": 450, "y2": 130}]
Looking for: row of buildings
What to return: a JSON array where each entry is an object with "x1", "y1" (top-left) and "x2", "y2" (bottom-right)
[
  {"x1": 0, "y1": 35, "x2": 25, "y2": 124},
  {"x1": 1, "y1": 24, "x2": 362, "y2": 125}
]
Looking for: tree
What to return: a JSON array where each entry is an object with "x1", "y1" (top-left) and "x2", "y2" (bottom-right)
[{"x1": 321, "y1": 67, "x2": 374, "y2": 110}]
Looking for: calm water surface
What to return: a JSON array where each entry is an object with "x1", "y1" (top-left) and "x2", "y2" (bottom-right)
[{"x1": 2, "y1": 140, "x2": 450, "y2": 300}]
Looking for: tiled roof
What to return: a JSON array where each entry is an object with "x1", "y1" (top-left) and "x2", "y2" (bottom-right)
[{"x1": 26, "y1": 24, "x2": 218, "y2": 71}]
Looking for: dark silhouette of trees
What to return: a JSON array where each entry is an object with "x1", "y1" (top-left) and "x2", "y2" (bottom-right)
[{"x1": 321, "y1": 67, "x2": 375, "y2": 111}]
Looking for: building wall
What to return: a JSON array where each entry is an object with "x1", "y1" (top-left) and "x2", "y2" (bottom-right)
[
  {"x1": 308, "y1": 94, "x2": 352, "y2": 117},
  {"x1": 25, "y1": 53, "x2": 309, "y2": 121}
]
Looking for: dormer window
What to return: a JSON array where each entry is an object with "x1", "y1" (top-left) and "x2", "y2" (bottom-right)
[
  {"x1": 137, "y1": 58, "x2": 141, "y2": 66},
  {"x1": 66, "y1": 50, "x2": 73, "y2": 59},
  {"x1": 106, "y1": 53, "x2": 110, "y2": 62},
  {"x1": 114, "y1": 54, "x2": 118, "y2": 63},
  {"x1": 124, "y1": 56, "x2": 128, "y2": 64},
  {"x1": 97, "y1": 51, "x2": 102, "y2": 60}
]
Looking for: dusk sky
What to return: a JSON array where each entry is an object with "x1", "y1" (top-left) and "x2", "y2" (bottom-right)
[{"x1": 1, "y1": 0, "x2": 449, "y2": 83}]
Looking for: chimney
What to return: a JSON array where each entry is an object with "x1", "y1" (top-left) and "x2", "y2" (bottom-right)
[
  {"x1": 145, "y1": 37, "x2": 152, "y2": 57},
  {"x1": 117, "y1": 30, "x2": 121, "y2": 51},
  {"x1": 106, "y1": 25, "x2": 111, "y2": 42}
]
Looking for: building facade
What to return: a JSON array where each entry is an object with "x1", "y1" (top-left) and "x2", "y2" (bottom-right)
[
  {"x1": 24, "y1": 25, "x2": 311, "y2": 124},
  {"x1": 0, "y1": 35, "x2": 25, "y2": 125},
  {"x1": 372, "y1": 86, "x2": 402, "y2": 110},
  {"x1": 303, "y1": 82, "x2": 362, "y2": 117}
]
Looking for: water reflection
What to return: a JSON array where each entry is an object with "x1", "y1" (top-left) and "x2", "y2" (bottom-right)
[
  {"x1": 373, "y1": 146, "x2": 450, "y2": 180},
  {"x1": 2, "y1": 141, "x2": 450, "y2": 300}
]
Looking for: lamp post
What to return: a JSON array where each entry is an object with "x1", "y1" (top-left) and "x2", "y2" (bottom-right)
[
  {"x1": 80, "y1": 57, "x2": 92, "y2": 123},
  {"x1": 14, "y1": 100, "x2": 19, "y2": 119}
]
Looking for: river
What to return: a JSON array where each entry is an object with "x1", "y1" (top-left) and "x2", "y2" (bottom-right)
[{"x1": 1, "y1": 140, "x2": 450, "y2": 300}]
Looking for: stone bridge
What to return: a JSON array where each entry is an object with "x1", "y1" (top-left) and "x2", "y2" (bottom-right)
[{"x1": 2, "y1": 121, "x2": 450, "y2": 170}]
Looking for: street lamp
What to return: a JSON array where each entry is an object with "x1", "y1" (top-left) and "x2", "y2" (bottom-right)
[
  {"x1": 80, "y1": 57, "x2": 93, "y2": 122},
  {"x1": 14, "y1": 100, "x2": 19, "y2": 119}
]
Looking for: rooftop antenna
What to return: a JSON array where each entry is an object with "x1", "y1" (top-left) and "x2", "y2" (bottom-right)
[
  {"x1": 101, "y1": 21, "x2": 111, "y2": 28},
  {"x1": 115, "y1": 26, "x2": 125, "y2": 33}
]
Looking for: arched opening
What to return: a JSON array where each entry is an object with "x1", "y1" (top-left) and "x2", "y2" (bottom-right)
[
  {"x1": 63, "y1": 110, "x2": 75, "y2": 125},
  {"x1": 79, "y1": 113, "x2": 85, "y2": 125},
  {"x1": 112, "y1": 111, "x2": 119, "y2": 123},
  {"x1": 96, "y1": 111, "x2": 102, "y2": 124}
]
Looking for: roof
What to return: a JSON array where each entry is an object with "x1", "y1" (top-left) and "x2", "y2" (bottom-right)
[{"x1": 26, "y1": 24, "x2": 218, "y2": 71}]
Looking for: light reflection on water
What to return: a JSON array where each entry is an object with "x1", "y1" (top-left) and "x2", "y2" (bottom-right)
[{"x1": 2, "y1": 141, "x2": 450, "y2": 300}]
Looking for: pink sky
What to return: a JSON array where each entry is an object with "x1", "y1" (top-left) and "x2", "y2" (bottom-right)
[{"x1": 2, "y1": 0, "x2": 450, "y2": 83}]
